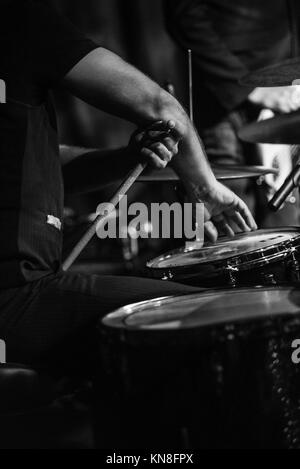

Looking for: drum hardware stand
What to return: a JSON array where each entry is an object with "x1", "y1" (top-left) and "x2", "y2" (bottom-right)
[
  {"x1": 162, "y1": 270, "x2": 174, "y2": 281},
  {"x1": 269, "y1": 163, "x2": 300, "y2": 212}
]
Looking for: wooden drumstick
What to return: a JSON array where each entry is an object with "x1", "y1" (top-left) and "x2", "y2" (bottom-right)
[{"x1": 62, "y1": 162, "x2": 147, "y2": 271}]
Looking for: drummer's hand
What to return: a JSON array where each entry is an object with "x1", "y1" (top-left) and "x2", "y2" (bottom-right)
[
  {"x1": 187, "y1": 181, "x2": 257, "y2": 243},
  {"x1": 248, "y1": 86, "x2": 300, "y2": 114},
  {"x1": 129, "y1": 120, "x2": 181, "y2": 169}
]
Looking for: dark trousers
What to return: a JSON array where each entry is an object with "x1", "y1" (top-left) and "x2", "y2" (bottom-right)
[{"x1": 0, "y1": 272, "x2": 200, "y2": 378}]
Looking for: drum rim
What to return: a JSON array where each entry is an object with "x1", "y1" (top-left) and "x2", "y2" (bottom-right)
[
  {"x1": 101, "y1": 284, "x2": 300, "y2": 330},
  {"x1": 146, "y1": 227, "x2": 300, "y2": 275}
]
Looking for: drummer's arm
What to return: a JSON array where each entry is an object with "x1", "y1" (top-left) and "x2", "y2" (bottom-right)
[
  {"x1": 61, "y1": 47, "x2": 217, "y2": 193},
  {"x1": 248, "y1": 86, "x2": 300, "y2": 114},
  {"x1": 61, "y1": 47, "x2": 257, "y2": 238}
]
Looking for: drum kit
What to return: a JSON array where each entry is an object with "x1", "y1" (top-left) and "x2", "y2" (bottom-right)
[
  {"x1": 66, "y1": 59, "x2": 300, "y2": 448},
  {"x1": 95, "y1": 228, "x2": 300, "y2": 450},
  {"x1": 98, "y1": 287, "x2": 300, "y2": 449},
  {"x1": 147, "y1": 228, "x2": 300, "y2": 287}
]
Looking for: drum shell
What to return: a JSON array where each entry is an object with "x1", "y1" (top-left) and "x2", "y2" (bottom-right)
[
  {"x1": 148, "y1": 253, "x2": 300, "y2": 287},
  {"x1": 95, "y1": 304, "x2": 300, "y2": 449},
  {"x1": 146, "y1": 229, "x2": 300, "y2": 288}
]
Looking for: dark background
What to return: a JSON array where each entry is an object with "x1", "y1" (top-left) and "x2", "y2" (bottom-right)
[{"x1": 50, "y1": 0, "x2": 187, "y2": 150}]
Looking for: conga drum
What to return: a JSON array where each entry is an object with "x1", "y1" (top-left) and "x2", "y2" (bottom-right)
[
  {"x1": 147, "y1": 228, "x2": 300, "y2": 287},
  {"x1": 95, "y1": 287, "x2": 300, "y2": 449}
]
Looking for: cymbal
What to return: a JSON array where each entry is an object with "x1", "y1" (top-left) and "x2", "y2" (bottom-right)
[
  {"x1": 239, "y1": 110, "x2": 300, "y2": 145},
  {"x1": 137, "y1": 164, "x2": 278, "y2": 182},
  {"x1": 241, "y1": 58, "x2": 300, "y2": 87}
]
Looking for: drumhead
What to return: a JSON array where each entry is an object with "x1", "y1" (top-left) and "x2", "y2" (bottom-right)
[
  {"x1": 102, "y1": 287, "x2": 300, "y2": 330},
  {"x1": 147, "y1": 228, "x2": 300, "y2": 269}
]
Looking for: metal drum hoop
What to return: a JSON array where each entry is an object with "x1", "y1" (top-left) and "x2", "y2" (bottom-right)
[
  {"x1": 147, "y1": 228, "x2": 300, "y2": 282},
  {"x1": 100, "y1": 285, "x2": 300, "y2": 347}
]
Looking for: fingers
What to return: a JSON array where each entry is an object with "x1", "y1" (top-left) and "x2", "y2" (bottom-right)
[
  {"x1": 205, "y1": 214, "x2": 252, "y2": 243},
  {"x1": 140, "y1": 141, "x2": 177, "y2": 168},
  {"x1": 135, "y1": 130, "x2": 170, "y2": 147},
  {"x1": 233, "y1": 199, "x2": 258, "y2": 231},
  {"x1": 143, "y1": 120, "x2": 181, "y2": 143},
  {"x1": 204, "y1": 221, "x2": 218, "y2": 243},
  {"x1": 147, "y1": 136, "x2": 178, "y2": 154},
  {"x1": 145, "y1": 120, "x2": 175, "y2": 133},
  {"x1": 161, "y1": 136, "x2": 179, "y2": 153},
  {"x1": 167, "y1": 120, "x2": 183, "y2": 141},
  {"x1": 204, "y1": 201, "x2": 257, "y2": 243},
  {"x1": 211, "y1": 214, "x2": 235, "y2": 238},
  {"x1": 134, "y1": 120, "x2": 176, "y2": 144},
  {"x1": 145, "y1": 132, "x2": 179, "y2": 149},
  {"x1": 133, "y1": 120, "x2": 180, "y2": 168},
  {"x1": 148, "y1": 142, "x2": 174, "y2": 167},
  {"x1": 140, "y1": 147, "x2": 168, "y2": 169},
  {"x1": 219, "y1": 200, "x2": 257, "y2": 236},
  {"x1": 151, "y1": 141, "x2": 173, "y2": 161},
  {"x1": 204, "y1": 208, "x2": 257, "y2": 243},
  {"x1": 199, "y1": 181, "x2": 257, "y2": 242},
  {"x1": 226, "y1": 211, "x2": 252, "y2": 233},
  {"x1": 142, "y1": 133, "x2": 179, "y2": 159},
  {"x1": 145, "y1": 130, "x2": 171, "y2": 140},
  {"x1": 141, "y1": 120, "x2": 180, "y2": 139},
  {"x1": 140, "y1": 132, "x2": 179, "y2": 168}
]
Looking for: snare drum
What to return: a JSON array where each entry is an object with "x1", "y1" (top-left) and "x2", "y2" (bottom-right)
[
  {"x1": 147, "y1": 227, "x2": 300, "y2": 287},
  {"x1": 96, "y1": 287, "x2": 300, "y2": 449}
]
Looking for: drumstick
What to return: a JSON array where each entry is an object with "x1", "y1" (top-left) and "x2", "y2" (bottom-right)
[{"x1": 62, "y1": 162, "x2": 147, "y2": 271}]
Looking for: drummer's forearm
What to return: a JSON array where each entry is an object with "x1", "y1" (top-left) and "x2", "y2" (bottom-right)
[
  {"x1": 152, "y1": 93, "x2": 217, "y2": 190},
  {"x1": 171, "y1": 122, "x2": 217, "y2": 194}
]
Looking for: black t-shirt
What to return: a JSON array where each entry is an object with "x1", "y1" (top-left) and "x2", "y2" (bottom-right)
[
  {"x1": 165, "y1": 0, "x2": 296, "y2": 120},
  {"x1": 0, "y1": 0, "x2": 98, "y2": 288}
]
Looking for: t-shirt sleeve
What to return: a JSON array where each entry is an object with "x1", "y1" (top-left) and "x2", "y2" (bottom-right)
[{"x1": 26, "y1": 1, "x2": 99, "y2": 88}]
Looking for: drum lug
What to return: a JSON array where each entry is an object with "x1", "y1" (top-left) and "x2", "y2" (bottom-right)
[
  {"x1": 261, "y1": 273, "x2": 277, "y2": 285},
  {"x1": 288, "y1": 248, "x2": 300, "y2": 283},
  {"x1": 162, "y1": 270, "x2": 174, "y2": 281},
  {"x1": 225, "y1": 264, "x2": 239, "y2": 287}
]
